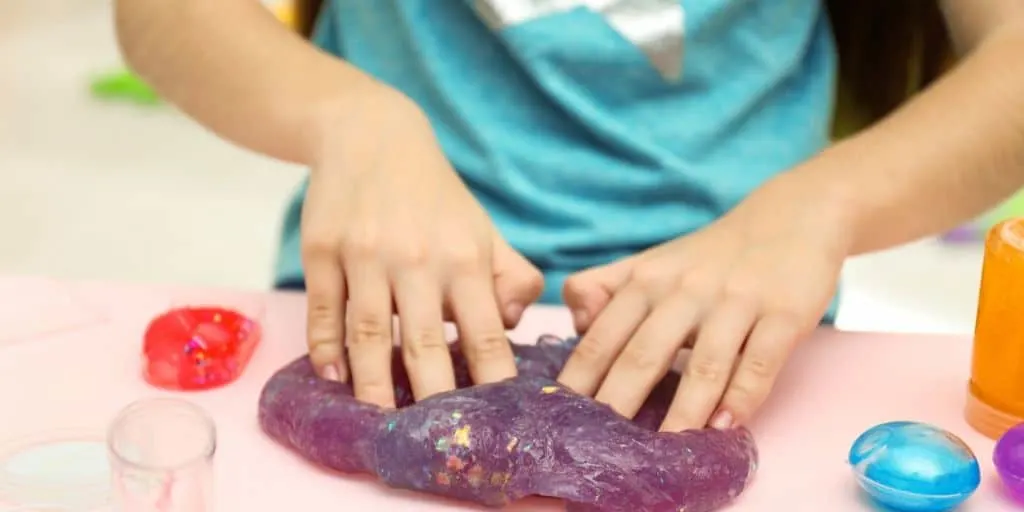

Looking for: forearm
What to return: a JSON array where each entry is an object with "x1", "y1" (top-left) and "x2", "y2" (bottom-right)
[
  {"x1": 784, "y1": 21, "x2": 1024, "y2": 256},
  {"x1": 115, "y1": 0, "x2": 409, "y2": 165}
]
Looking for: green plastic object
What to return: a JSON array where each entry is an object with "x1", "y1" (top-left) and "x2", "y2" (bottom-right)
[{"x1": 90, "y1": 69, "x2": 161, "y2": 106}]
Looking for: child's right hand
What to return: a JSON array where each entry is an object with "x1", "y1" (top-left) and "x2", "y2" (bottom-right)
[{"x1": 301, "y1": 94, "x2": 543, "y2": 408}]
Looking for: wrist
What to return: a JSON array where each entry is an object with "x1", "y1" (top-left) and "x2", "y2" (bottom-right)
[
  {"x1": 306, "y1": 81, "x2": 431, "y2": 167},
  {"x1": 736, "y1": 152, "x2": 864, "y2": 258},
  {"x1": 787, "y1": 149, "x2": 866, "y2": 256}
]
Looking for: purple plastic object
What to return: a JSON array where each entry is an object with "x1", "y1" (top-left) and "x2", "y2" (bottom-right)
[
  {"x1": 995, "y1": 423, "x2": 1024, "y2": 502},
  {"x1": 258, "y1": 335, "x2": 758, "y2": 511},
  {"x1": 941, "y1": 226, "x2": 982, "y2": 244}
]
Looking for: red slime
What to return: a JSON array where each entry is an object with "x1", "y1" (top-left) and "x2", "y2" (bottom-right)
[{"x1": 143, "y1": 306, "x2": 261, "y2": 391}]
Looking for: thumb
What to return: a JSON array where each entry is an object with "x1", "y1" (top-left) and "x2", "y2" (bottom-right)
[
  {"x1": 491, "y1": 235, "x2": 544, "y2": 328},
  {"x1": 562, "y1": 257, "x2": 634, "y2": 333}
]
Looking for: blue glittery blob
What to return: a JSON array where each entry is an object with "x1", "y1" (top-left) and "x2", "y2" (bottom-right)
[{"x1": 848, "y1": 421, "x2": 981, "y2": 512}]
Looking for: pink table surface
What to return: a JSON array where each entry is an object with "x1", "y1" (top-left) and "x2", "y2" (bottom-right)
[{"x1": 0, "y1": 276, "x2": 1015, "y2": 511}]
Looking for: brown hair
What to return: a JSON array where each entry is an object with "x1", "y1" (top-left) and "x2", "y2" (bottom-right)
[
  {"x1": 829, "y1": 1, "x2": 955, "y2": 136},
  {"x1": 295, "y1": 0, "x2": 322, "y2": 40},
  {"x1": 293, "y1": 0, "x2": 954, "y2": 137}
]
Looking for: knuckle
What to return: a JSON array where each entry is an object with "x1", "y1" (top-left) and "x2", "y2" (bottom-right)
[
  {"x1": 525, "y1": 266, "x2": 544, "y2": 290},
  {"x1": 393, "y1": 243, "x2": 431, "y2": 268},
  {"x1": 741, "y1": 353, "x2": 778, "y2": 382},
  {"x1": 679, "y1": 269, "x2": 719, "y2": 294},
  {"x1": 445, "y1": 244, "x2": 486, "y2": 274},
  {"x1": 516, "y1": 270, "x2": 545, "y2": 302},
  {"x1": 571, "y1": 337, "x2": 614, "y2": 366},
  {"x1": 402, "y1": 329, "x2": 449, "y2": 360},
  {"x1": 629, "y1": 265, "x2": 665, "y2": 292},
  {"x1": 722, "y1": 285, "x2": 755, "y2": 305},
  {"x1": 301, "y1": 236, "x2": 337, "y2": 260},
  {"x1": 562, "y1": 274, "x2": 582, "y2": 291},
  {"x1": 303, "y1": 303, "x2": 339, "y2": 344},
  {"x1": 348, "y1": 315, "x2": 389, "y2": 347},
  {"x1": 620, "y1": 346, "x2": 666, "y2": 373},
  {"x1": 562, "y1": 274, "x2": 586, "y2": 299},
  {"x1": 686, "y1": 357, "x2": 727, "y2": 383},
  {"x1": 765, "y1": 308, "x2": 809, "y2": 332},
  {"x1": 342, "y1": 231, "x2": 381, "y2": 259},
  {"x1": 307, "y1": 298, "x2": 336, "y2": 321},
  {"x1": 467, "y1": 332, "x2": 510, "y2": 360}
]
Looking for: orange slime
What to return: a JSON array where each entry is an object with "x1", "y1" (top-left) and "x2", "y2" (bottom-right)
[{"x1": 966, "y1": 219, "x2": 1024, "y2": 439}]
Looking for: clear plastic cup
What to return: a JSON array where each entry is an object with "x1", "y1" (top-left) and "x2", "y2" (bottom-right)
[{"x1": 107, "y1": 399, "x2": 215, "y2": 511}]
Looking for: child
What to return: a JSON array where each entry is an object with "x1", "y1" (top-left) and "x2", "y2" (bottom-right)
[{"x1": 115, "y1": 0, "x2": 1024, "y2": 432}]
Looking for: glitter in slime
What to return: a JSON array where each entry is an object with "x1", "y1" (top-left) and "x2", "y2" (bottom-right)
[
  {"x1": 258, "y1": 335, "x2": 758, "y2": 512},
  {"x1": 995, "y1": 423, "x2": 1024, "y2": 503},
  {"x1": 848, "y1": 421, "x2": 980, "y2": 512},
  {"x1": 143, "y1": 307, "x2": 261, "y2": 391},
  {"x1": 966, "y1": 219, "x2": 1024, "y2": 440}
]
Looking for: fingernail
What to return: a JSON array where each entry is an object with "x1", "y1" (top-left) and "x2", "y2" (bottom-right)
[
  {"x1": 711, "y1": 410, "x2": 733, "y2": 430},
  {"x1": 322, "y1": 364, "x2": 340, "y2": 382}
]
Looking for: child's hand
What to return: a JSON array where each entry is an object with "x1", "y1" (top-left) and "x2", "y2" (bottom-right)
[
  {"x1": 557, "y1": 175, "x2": 852, "y2": 432},
  {"x1": 301, "y1": 97, "x2": 543, "y2": 407}
]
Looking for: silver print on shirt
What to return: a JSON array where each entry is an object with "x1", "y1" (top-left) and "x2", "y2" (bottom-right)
[{"x1": 473, "y1": 0, "x2": 685, "y2": 81}]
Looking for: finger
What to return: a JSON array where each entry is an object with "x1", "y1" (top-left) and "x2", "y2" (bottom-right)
[
  {"x1": 562, "y1": 259, "x2": 633, "y2": 333},
  {"x1": 301, "y1": 245, "x2": 348, "y2": 382},
  {"x1": 594, "y1": 294, "x2": 701, "y2": 419},
  {"x1": 448, "y1": 272, "x2": 517, "y2": 385},
  {"x1": 557, "y1": 285, "x2": 649, "y2": 396},
  {"x1": 344, "y1": 261, "x2": 397, "y2": 408},
  {"x1": 491, "y1": 237, "x2": 543, "y2": 328},
  {"x1": 660, "y1": 299, "x2": 757, "y2": 432},
  {"x1": 718, "y1": 313, "x2": 803, "y2": 427},
  {"x1": 393, "y1": 270, "x2": 456, "y2": 400}
]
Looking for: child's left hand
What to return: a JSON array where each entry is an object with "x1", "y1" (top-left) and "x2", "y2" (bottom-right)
[{"x1": 557, "y1": 175, "x2": 853, "y2": 432}]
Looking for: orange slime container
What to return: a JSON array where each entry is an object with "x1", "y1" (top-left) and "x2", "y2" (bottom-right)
[{"x1": 966, "y1": 219, "x2": 1024, "y2": 439}]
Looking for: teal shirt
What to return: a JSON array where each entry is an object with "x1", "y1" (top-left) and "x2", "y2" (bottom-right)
[{"x1": 276, "y1": 0, "x2": 839, "y2": 319}]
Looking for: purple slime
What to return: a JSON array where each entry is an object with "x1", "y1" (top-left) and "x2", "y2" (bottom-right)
[
  {"x1": 258, "y1": 336, "x2": 758, "y2": 511},
  {"x1": 995, "y1": 423, "x2": 1024, "y2": 502}
]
